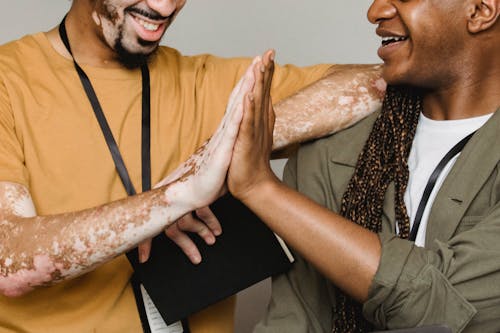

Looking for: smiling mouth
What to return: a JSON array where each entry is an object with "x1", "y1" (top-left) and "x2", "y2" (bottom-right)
[
  {"x1": 132, "y1": 15, "x2": 162, "y2": 31},
  {"x1": 381, "y1": 36, "x2": 408, "y2": 46},
  {"x1": 126, "y1": 7, "x2": 171, "y2": 32}
]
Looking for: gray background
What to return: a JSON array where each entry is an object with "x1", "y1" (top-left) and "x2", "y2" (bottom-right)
[{"x1": 0, "y1": 1, "x2": 380, "y2": 332}]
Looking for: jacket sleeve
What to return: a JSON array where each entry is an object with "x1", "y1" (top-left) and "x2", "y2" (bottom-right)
[
  {"x1": 363, "y1": 201, "x2": 500, "y2": 331},
  {"x1": 253, "y1": 154, "x2": 334, "y2": 333}
]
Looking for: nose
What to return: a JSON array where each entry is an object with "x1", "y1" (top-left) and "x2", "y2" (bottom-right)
[
  {"x1": 367, "y1": 0, "x2": 397, "y2": 24},
  {"x1": 145, "y1": 0, "x2": 185, "y2": 17}
]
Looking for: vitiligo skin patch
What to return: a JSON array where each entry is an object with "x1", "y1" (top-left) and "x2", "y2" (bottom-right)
[
  {"x1": 0, "y1": 61, "x2": 383, "y2": 297},
  {"x1": 273, "y1": 64, "x2": 384, "y2": 150}
]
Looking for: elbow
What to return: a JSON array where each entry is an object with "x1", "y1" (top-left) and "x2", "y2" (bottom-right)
[
  {"x1": 0, "y1": 283, "x2": 33, "y2": 298},
  {"x1": 0, "y1": 254, "x2": 63, "y2": 298}
]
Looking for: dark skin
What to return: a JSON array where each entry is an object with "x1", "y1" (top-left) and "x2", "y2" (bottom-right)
[
  {"x1": 227, "y1": 0, "x2": 499, "y2": 303},
  {"x1": 44, "y1": 0, "x2": 387, "y2": 265}
]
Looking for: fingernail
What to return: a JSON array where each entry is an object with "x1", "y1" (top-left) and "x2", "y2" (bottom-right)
[
  {"x1": 192, "y1": 254, "x2": 201, "y2": 264},
  {"x1": 205, "y1": 234, "x2": 216, "y2": 245},
  {"x1": 270, "y1": 51, "x2": 275, "y2": 61},
  {"x1": 248, "y1": 93, "x2": 254, "y2": 101},
  {"x1": 139, "y1": 250, "x2": 148, "y2": 264},
  {"x1": 260, "y1": 64, "x2": 265, "y2": 73}
]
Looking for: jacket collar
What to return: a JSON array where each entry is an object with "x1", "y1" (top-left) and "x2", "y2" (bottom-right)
[
  {"x1": 329, "y1": 111, "x2": 396, "y2": 230},
  {"x1": 329, "y1": 112, "x2": 378, "y2": 167},
  {"x1": 328, "y1": 108, "x2": 500, "y2": 246},
  {"x1": 426, "y1": 108, "x2": 500, "y2": 248}
]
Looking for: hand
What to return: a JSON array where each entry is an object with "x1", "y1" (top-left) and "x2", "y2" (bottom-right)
[
  {"x1": 140, "y1": 56, "x2": 260, "y2": 263},
  {"x1": 138, "y1": 206, "x2": 221, "y2": 264},
  {"x1": 159, "y1": 56, "x2": 259, "y2": 208},
  {"x1": 228, "y1": 50, "x2": 279, "y2": 201}
]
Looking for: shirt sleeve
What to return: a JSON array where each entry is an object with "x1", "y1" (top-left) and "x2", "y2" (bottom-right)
[
  {"x1": 362, "y1": 204, "x2": 500, "y2": 331},
  {"x1": 197, "y1": 54, "x2": 332, "y2": 103},
  {"x1": 270, "y1": 63, "x2": 332, "y2": 102},
  {"x1": 0, "y1": 75, "x2": 28, "y2": 186},
  {"x1": 187, "y1": 54, "x2": 333, "y2": 149}
]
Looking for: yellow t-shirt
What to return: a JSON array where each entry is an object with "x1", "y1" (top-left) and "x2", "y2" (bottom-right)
[{"x1": 0, "y1": 32, "x2": 331, "y2": 333}]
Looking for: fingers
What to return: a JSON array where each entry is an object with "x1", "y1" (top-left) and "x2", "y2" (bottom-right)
[
  {"x1": 268, "y1": 100, "x2": 276, "y2": 135},
  {"x1": 240, "y1": 91, "x2": 256, "y2": 140},
  {"x1": 195, "y1": 206, "x2": 222, "y2": 236},
  {"x1": 262, "y1": 50, "x2": 275, "y2": 120},
  {"x1": 138, "y1": 239, "x2": 152, "y2": 263},
  {"x1": 224, "y1": 56, "x2": 260, "y2": 123},
  {"x1": 209, "y1": 56, "x2": 260, "y2": 155},
  {"x1": 251, "y1": 49, "x2": 275, "y2": 132},
  {"x1": 252, "y1": 58, "x2": 264, "y2": 130},
  {"x1": 165, "y1": 221, "x2": 202, "y2": 264},
  {"x1": 165, "y1": 211, "x2": 222, "y2": 264}
]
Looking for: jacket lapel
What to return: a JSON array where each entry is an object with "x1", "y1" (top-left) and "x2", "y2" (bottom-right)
[
  {"x1": 426, "y1": 109, "x2": 500, "y2": 249},
  {"x1": 328, "y1": 112, "x2": 395, "y2": 232},
  {"x1": 328, "y1": 113, "x2": 377, "y2": 210}
]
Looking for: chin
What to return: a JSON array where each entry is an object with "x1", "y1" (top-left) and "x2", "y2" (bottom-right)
[
  {"x1": 382, "y1": 67, "x2": 411, "y2": 87},
  {"x1": 115, "y1": 41, "x2": 158, "y2": 69},
  {"x1": 116, "y1": 47, "x2": 151, "y2": 69}
]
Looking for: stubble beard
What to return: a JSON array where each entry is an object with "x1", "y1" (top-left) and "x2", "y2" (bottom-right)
[{"x1": 114, "y1": 30, "x2": 158, "y2": 69}]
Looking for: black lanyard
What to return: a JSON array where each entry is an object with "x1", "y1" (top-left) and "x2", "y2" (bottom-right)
[
  {"x1": 408, "y1": 131, "x2": 475, "y2": 241},
  {"x1": 59, "y1": 17, "x2": 192, "y2": 333},
  {"x1": 58, "y1": 16, "x2": 151, "y2": 195},
  {"x1": 58, "y1": 16, "x2": 157, "y2": 333}
]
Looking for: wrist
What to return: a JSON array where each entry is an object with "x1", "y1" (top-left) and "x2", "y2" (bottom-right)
[
  {"x1": 162, "y1": 180, "x2": 196, "y2": 214},
  {"x1": 234, "y1": 175, "x2": 282, "y2": 207}
]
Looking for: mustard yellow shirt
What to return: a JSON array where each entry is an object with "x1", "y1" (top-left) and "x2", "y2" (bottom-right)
[{"x1": 0, "y1": 32, "x2": 331, "y2": 333}]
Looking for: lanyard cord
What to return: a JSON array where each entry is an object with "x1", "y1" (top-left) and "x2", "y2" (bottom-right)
[
  {"x1": 58, "y1": 16, "x2": 155, "y2": 333},
  {"x1": 408, "y1": 130, "x2": 476, "y2": 241},
  {"x1": 58, "y1": 16, "x2": 151, "y2": 195}
]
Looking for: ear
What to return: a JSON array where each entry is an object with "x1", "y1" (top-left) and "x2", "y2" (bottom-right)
[{"x1": 467, "y1": 0, "x2": 499, "y2": 33}]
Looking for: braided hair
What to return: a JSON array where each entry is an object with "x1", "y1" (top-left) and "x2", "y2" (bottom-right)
[{"x1": 332, "y1": 85, "x2": 423, "y2": 332}]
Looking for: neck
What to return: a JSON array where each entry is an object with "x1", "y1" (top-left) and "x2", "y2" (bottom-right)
[
  {"x1": 422, "y1": 70, "x2": 499, "y2": 120},
  {"x1": 422, "y1": 44, "x2": 499, "y2": 120},
  {"x1": 46, "y1": 6, "x2": 124, "y2": 68}
]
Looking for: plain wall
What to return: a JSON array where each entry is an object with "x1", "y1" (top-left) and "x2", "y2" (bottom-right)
[{"x1": 0, "y1": 1, "x2": 380, "y2": 332}]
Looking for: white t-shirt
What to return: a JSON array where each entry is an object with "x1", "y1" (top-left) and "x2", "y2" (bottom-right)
[{"x1": 402, "y1": 112, "x2": 492, "y2": 247}]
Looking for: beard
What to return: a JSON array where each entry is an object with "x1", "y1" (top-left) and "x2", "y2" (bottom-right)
[{"x1": 114, "y1": 30, "x2": 158, "y2": 69}]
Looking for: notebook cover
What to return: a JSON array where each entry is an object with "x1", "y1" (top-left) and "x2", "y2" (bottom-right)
[{"x1": 128, "y1": 193, "x2": 293, "y2": 325}]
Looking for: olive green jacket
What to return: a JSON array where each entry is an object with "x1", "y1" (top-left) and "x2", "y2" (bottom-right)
[{"x1": 254, "y1": 108, "x2": 500, "y2": 333}]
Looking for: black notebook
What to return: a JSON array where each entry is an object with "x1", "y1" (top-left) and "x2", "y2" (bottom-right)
[{"x1": 127, "y1": 193, "x2": 294, "y2": 325}]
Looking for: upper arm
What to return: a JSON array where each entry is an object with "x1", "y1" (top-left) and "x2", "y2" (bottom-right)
[
  {"x1": 0, "y1": 75, "x2": 29, "y2": 187},
  {"x1": 271, "y1": 62, "x2": 332, "y2": 102}
]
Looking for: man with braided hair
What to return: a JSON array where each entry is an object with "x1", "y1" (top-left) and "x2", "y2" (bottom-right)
[{"x1": 226, "y1": 0, "x2": 500, "y2": 332}]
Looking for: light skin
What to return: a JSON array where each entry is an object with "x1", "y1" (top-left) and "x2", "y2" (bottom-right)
[
  {"x1": 0, "y1": 56, "x2": 258, "y2": 297},
  {"x1": 228, "y1": 0, "x2": 499, "y2": 303},
  {"x1": 44, "y1": 0, "x2": 386, "y2": 263},
  {"x1": 0, "y1": 0, "x2": 387, "y2": 295}
]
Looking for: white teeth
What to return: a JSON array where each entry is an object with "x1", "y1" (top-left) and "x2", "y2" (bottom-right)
[
  {"x1": 382, "y1": 36, "x2": 407, "y2": 43},
  {"x1": 137, "y1": 18, "x2": 160, "y2": 31}
]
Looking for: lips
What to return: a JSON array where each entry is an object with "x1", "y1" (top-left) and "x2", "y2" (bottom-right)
[
  {"x1": 128, "y1": 12, "x2": 169, "y2": 42},
  {"x1": 381, "y1": 36, "x2": 408, "y2": 46},
  {"x1": 376, "y1": 29, "x2": 410, "y2": 61}
]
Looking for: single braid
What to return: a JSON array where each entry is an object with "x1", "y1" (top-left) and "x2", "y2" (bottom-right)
[{"x1": 332, "y1": 86, "x2": 422, "y2": 333}]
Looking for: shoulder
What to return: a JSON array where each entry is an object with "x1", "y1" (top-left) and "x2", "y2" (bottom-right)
[
  {"x1": 153, "y1": 46, "x2": 253, "y2": 99},
  {"x1": 285, "y1": 111, "x2": 379, "y2": 209},
  {"x1": 0, "y1": 33, "x2": 61, "y2": 88},
  {"x1": 0, "y1": 33, "x2": 45, "y2": 66},
  {"x1": 154, "y1": 46, "x2": 251, "y2": 73},
  {"x1": 296, "y1": 110, "x2": 379, "y2": 168}
]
